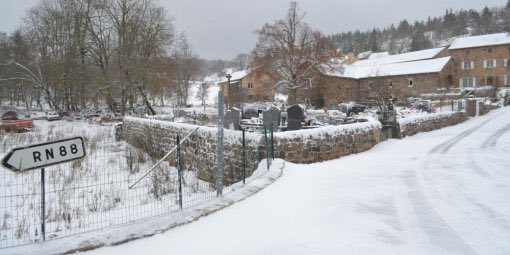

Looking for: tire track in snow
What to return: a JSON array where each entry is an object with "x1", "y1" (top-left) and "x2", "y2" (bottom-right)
[
  {"x1": 403, "y1": 170, "x2": 478, "y2": 255},
  {"x1": 468, "y1": 159, "x2": 491, "y2": 178},
  {"x1": 480, "y1": 121, "x2": 510, "y2": 149},
  {"x1": 429, "y1": 112, "x2": 505, "y2": 154}
]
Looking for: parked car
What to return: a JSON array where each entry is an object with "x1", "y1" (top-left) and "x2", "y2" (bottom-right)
[
  {"x1": 338, "y1": 103, "x2": 366, "y2": 116},
  {"x1": 29, "y1": 112, "x2": 47, "y2": 120},
  {"x1": 413, "y1": 100, "x2": 435, "y2": 113},
  {"x1": 46, "y1": 111, "x2": 60, "y2": 121},
  {"x1": 1, "y1": 111, "x2": 18, "y2": 120}
]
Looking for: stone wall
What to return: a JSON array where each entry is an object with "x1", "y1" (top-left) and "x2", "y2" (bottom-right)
[
  {"x1": 123, "y1": 118, "x2": 383, "y2": 170},
  {"x1": 122, "y1": 117, "x2": 263, "y2": 185},
  {"x1": 479, "y1": 102, "x2": 500, "y2": 116},
  {"x1": 396, "y1": 112, "x2": 467, "y2": 138},
  {"x1": 273, "y1": 122, "x2": 382, "y2": 164},
  {"x1": 123, "y1": 113, "x2": 468, "y2": 173}
]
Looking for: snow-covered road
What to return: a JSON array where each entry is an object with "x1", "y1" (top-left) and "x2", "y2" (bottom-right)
[{"x1": 89, "y1": 107, "x2": 510, "y2": 255}]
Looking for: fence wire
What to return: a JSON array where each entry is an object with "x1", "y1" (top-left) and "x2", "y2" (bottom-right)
[{"x1": 0, "y1": 119, "x2": 273, "y2": 249}]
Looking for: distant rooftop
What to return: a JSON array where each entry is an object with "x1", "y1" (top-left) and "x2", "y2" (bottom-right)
[
  {"x1": 325, "y1": 47, "x2": 450, "y2": 79},
  {"x1": 219, "y1": 70, "x2": 249, "y2": 83},
  {"x1": 356, "y1": 51, "x2": 390, "y2": 60},
  {"x1": 351, "y1": 47, "x2": 445, "y2": 67},
  {"x1": 327, "y1": 56, "x2": 452, "y2": 79},
  {"x1": 449, "y1": 33, "x2": 510, "y2": 50}
]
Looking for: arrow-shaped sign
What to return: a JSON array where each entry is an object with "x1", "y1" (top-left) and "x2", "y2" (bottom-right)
[{"x1": 1, "y1": 137, "x2": 86, "y2": 171}]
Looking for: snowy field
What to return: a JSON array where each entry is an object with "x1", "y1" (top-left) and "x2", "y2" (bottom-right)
[
  {"x1": 85, "y1": 107, "x2": 510, "y2": 255},
  {"x1": 0, "y1": 119, "x2": 225, "y2": 249}
]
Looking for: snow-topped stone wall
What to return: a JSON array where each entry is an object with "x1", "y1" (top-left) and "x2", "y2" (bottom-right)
[
  {"x1": 273, "y1": 121, "x2": 382, "y2": 164},
  {"x1": 122, "y1": 118, "x2": 383, "y2": 171},
  {"x1": 397, "y1": 112, "x2": 467, "y2": 138},
  {"x1": 122, "y1": 117, "x2": 263, "y2": 185}
]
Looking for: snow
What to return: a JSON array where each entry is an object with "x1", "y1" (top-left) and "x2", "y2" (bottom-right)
[
  {"x1": 78, "y1": 107, "x2": 510, "y2": 255},
  {"x1": 274, "y1": 120, "x2": 381, "y2": 140},
  {"x1": 218, "y1": 69, "x2": 249, "y2": 83},
  {"x1": 449, "y1": 32, "x2": 510, "y2": 50},
  {"x1": 357, "y1": 51, "x2": 390, "y2": 60},
  {"x1": 2, "y1": 159, "x2": 285, "y2": 255},
  {"x1": 357, "y1": 51, "x2": 372, "y2": 59},
  {"x1": 368, "y1": 51, "x2": 390, "y2": 59},
  {"x1": 186, "y1": 81, "x2": 220, "y2": 107},
  {"x1": 329, "y1": 56, "x2": 451, "y2": 79},
  {"x1": 397, "y1": 111, "x2": 458, "y2": 131},
  {"x1": 325, "y1": 47, "x2": 449, "y2": 79},
  {"x1": 275, "y1": 92, "x2": 288, "y2": 103},
  {"x1": 352, "y1": 47, "x2": 445, "y2": 67}
]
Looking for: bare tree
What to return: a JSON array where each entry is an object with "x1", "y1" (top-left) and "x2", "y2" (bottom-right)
[
  {"x1": 172, "y1": 32, "x2": 200, "y2": 107},
  {"x1": 232, "y1": 53, "x2": 251, "y2": 70},
  {"x1": 196, "y1": 81, "x2": 210, "y2": 111},
  {"x1": 2, "y1": 0, "x2": 175, "y2": 114},
  {"x1": 94, "y1": 0, "x2": 174, "y2": 114},
  {"x1": 252, "y1": 1, "x2": 339, "y2": 104}
]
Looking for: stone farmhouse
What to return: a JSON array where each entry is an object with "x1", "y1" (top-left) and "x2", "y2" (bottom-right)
[
  {"x1": 448, "y1": 33, "x2": 510, "y2": 91},
  {"x1": 219, "y1": 68, "x2": 275, "y2": 108},
  {"x1": 298, "y1": 32, "x2": 510, "y2": 107},
  {"x1": 298, "y1": 47, "x2": 453, "y2": 106}
]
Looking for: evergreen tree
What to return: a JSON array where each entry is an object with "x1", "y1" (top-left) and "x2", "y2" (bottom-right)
[
  {"x1": 410, "y1": 29, "x2": 432, "y2": 52},
  {"x1": 369, "y1": 28, "x2": 379, "y2": 52}
]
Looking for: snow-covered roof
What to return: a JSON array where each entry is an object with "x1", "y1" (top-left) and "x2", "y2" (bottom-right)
[
  {"x1": 219, "y1": 70, "x2": 250, "y2": 83},
  {"x1": 356, "y1": 51, "x2": 390, "y2": 60},
  {"x1": 351, "y1": 47, "x2": 445, "y2": 67},
  {"x1": 357, "y1": 51, "x2": 372, "y2": 60},
  {"x1": 368, "y1": 52, "x2": 390, "y2": 59},
  {"x1": 449, "y1": 33, "x2": 510, "y2": 50},
  {"x1": 327, "y1": 56, "x2": 451, "y2": 79}
]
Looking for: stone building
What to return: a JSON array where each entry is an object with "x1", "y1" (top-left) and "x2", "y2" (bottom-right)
[
  {"x1": 297, "y1": 47, "x2": 453, "y2": 107},
  {"x1": 219, "y1": 68, "x2": 275, "y2": 107},
  {"x1": 448, "y1": 32, "x2": 510, "y2": 91}
]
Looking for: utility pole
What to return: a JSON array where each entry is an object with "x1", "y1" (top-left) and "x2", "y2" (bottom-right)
[
  {"x1": 217, "y1": 91, "x2": 224, "y2": 196},
  {"x1": 225, "y1": 74, "x2": 232, "y2": 109}
]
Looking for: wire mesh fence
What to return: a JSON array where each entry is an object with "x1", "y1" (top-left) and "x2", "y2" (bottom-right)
[{"x1": 0, "y1": 119, "x2": 274, "y2": 249}]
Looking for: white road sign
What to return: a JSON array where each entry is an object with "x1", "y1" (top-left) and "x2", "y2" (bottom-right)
[{"x1": 1, "y1": 137, "x2": 86, "y2": 171}]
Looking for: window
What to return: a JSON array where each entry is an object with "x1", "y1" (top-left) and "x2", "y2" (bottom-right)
[
  {"x1": 388, "y1": 80, "x2": 393, "y2": 88},
  {"x1": 461, "y1": 61, "x2": 474, "y2": 70},
  {"x1": 408, "y1": 79, "x2": 413, "y2": 87},
  {"x1": 460, "y1": 78, "x2": 476, "y2": 88},
  {"x1": 505, "y1": 59, "x2": 510, "y2": 67},
  {"x1": 505, "y1": 75, "x2": 509, "y2": 85},
  {"x1": 487, "y1": 48, "x2": 493, "y2": 53},
  {"x1": 487, "y1": 76, "x2": 494, "y2": 86},
  {"x1": 484, "y1": 59, "x2": 496, "y2": 68},
  {"x1": 247, "y1": 81, "x2": 254, "y2": 89},
  {"x1": 369, "y1": 81, "x2": 374, "y2": 88},
  {"x1": 465, "y1": 49, "x2": 470, "y2": 55}
]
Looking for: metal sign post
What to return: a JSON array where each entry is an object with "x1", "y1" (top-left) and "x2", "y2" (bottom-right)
[
  {"x1": 0, "y1": 137, "x2": 87, "y2": 243},
  {"x1": 217, "y1": 91, "x2": 224, "y2": 196},
  {"x1": 41, "y1": 167, "x2": 46, "y2": 241}
]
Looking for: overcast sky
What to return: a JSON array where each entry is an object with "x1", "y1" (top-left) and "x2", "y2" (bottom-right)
[{"x1": 0, "y1": 0, "x2": 505, "y2": 60}]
